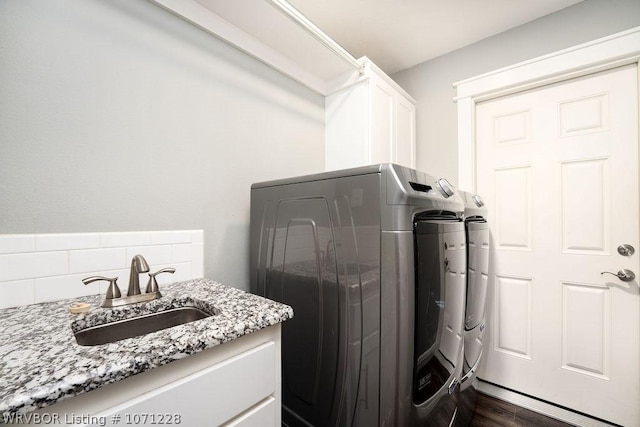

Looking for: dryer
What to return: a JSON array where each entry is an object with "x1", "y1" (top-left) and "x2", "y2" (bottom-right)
[
  {"x1": 250, "y1": 164, "x2": 467, "y2": 426},
  {"x1": 455, "y1": 190, "x2": 489, "y2": 427}
]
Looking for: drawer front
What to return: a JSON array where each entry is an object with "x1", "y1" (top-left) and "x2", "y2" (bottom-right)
[
  {"x1": 110, "y1": 341, "x2": 276, "y2": 426},
  {"x1": 223, "y1": 397, "x2": 276, "y2": 427}
]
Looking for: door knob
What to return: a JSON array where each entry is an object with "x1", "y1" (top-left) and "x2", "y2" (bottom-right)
[
  {"x1": 601, "y1": 269, "x2": 636, "y2": 282},
  {"x1": 617, "y1": 244, "x2": 635, "y2": 256}
]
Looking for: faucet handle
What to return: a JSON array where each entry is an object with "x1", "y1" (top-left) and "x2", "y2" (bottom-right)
[
  {"x1": 145, "y1": 268, "x2": 175, "y2": 294},
  {"x1": 82, "y1": 276, "x2": 122, "y2": 300}
]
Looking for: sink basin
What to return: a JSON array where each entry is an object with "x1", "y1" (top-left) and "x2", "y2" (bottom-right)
[{"x1": 74, "y1": 306, "x2": 212, "y2": 346}]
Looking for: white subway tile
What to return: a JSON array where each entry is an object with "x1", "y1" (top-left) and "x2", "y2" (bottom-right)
[
  {"x1": 35, "y1": 273, "x2": 101, "y2": 304},
  {"x1": 191, "y1": 244, "x2": 204, "y2": 278},
  {"x1": 0, "y1": 279, "x2": 35, "y2": 308},
  {"x1": 0, "y1": 231, "x2": 206, "y2": 307},
  {"x1": 192, "y1": 264, "x2": 203, "y2": 279},
  {"x1": 170, "y1": 262, "x2": 192, "y2": 282},
  {"x1": 0, "y1": 235, "x2": 36, "y2": 254},
  {"x1": 191, "y1": 230, "x2": 204, "y2": 244},
  {"x1": 100, "y1": 232, "x2": 151, "y2": 248},
  {"x1": 150, "y1": 231, "x2": 192, "y2": 245},
  {"x1": 126, "y1": 246, "x2": 172, "y2": 266},
  {"x1": 0, "y1": 252, "x2": 69, "y2": 281},
  {"x1": 36, "y1": 233, "x2": 100, "y2": 252},
  {"x1": 69, "y1": 248, "x2": 126, "y2": 274},
  {"x1": 172, "y1": 244, "x2": 192, "y2": 263}
]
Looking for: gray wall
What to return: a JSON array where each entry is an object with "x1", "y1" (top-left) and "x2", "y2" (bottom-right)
[
  {"x1": 0, "y1": 0, "x2": 325, "y2": 290},
  {"x1": 392, "y1": 0, "x2": 640, "y2": 188}
]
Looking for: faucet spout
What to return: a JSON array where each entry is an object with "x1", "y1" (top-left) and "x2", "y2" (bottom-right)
[{"x1": 128, "y1": 254, "x2": 150, "y2": 296}]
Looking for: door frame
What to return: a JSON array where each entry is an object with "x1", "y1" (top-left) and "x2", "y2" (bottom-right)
[{"x1": 455, "y1": 26, "x2": 640, "y2": 192}]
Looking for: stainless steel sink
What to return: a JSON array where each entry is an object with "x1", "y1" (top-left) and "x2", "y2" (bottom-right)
[{"x1": 74, "y1": 306, "x2": 212, "y2": 346}]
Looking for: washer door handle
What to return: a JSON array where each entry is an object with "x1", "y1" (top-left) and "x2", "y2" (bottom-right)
[{"x1": 601, "y1": 269, "x2": 636, "y2": 282}]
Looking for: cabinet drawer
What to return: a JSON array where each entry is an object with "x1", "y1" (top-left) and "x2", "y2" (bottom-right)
[
  {"x1": 223, "y1": 397, "x2": 276, "y2": 427},
  {"x1": 109, "y1": 341, "x2": 276, "y2": 426}
]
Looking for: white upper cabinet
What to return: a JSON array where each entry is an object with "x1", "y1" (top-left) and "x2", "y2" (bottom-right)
[{"x1": 325, "y1": 58, "x2": 416, "y2": 171}]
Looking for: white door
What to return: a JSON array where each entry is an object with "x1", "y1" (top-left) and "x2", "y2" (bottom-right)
[{"x1": 476, "y1": 65, "x2": 640, "y2": 427}]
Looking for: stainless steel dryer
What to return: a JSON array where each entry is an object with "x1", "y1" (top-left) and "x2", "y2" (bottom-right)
[
  {"x1": 250, "y1": 164, "x2": 466, "y2": 426},
  {"x1": 455, "y1": 190, "x2": 489, "y2": 427}
]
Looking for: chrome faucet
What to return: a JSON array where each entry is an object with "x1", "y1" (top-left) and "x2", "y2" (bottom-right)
[
  {"x1": 127, "y1": 254, "x2": 150, "y2": 296},
  {"x1": 82, "y1": 254, "x2": 175, "y2": 308}
]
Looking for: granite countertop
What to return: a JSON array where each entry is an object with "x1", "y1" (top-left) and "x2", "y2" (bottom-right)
[{"x1": 0, "y1": 279, "x2": 293, "y2": 418}]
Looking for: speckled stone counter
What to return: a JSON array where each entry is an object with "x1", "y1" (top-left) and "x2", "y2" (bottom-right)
[{"x1": 0, "y1": 279, "x2": 293, "y2": 419}]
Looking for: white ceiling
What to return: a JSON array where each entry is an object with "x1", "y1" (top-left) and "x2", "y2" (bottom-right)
[
  {"x1": 287, "y1": 0, "x2": 584, "y2": 74},
  {"x1": 194, "y1": 0, "x2": 583, "y2": 81}
]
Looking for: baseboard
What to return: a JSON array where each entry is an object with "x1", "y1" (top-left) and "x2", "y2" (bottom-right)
[{"x1": 475, "y1": 380, "x2": 618, "y2": 427}]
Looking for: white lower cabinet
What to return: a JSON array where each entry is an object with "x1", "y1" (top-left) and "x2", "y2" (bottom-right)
[
  {"x1": 103, "y1": 342, "x2": 276, "y2": 426},
  {"x1": 28, "y1": 326, "x2": 282, "y2": 427}
]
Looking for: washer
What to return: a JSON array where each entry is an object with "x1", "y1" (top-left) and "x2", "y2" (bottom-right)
[{"x1": 250, "y1": 164, "x2": 466, "y2": 426}]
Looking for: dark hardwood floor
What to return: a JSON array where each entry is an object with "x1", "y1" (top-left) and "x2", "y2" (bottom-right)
[{"x1": 470, "y1": 393, "x2": 574, "y2": 427}]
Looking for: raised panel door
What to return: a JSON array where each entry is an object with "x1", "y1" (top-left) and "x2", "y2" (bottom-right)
[{"x1": 475, "y1": 65, "x2": 640, "y2": 426}]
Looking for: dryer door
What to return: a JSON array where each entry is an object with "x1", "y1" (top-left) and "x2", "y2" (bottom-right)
[
  {"x1": 412, "y1": 218, "x2": 466, "y2": 410},
  {"x1": 465, "y1": 219, "x2": 489, "y2": 331}
]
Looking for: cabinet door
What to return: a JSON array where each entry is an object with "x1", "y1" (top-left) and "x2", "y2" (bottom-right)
[
  {"x1": 325, "y1": 81, "x2": 369, "y2": 170},
  {"x1": 395, "y1": 95, "x2": 416, "y2": 168},
  {"x1": 369, "y1": 75, "x2": 394, "y2": 164}
]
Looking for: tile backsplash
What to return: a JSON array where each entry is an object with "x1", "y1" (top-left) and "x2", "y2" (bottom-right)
[{"x1": 0, "y1": 230, "x2": 204, "y2": 309}]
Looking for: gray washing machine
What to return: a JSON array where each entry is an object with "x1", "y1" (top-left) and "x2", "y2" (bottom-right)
[
  {"x1": 250, "y1": 164, "x2": 467, "y2": 426},
  {"x1": 454, "y1": 191, "x2": 489, "y2": 427}
]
